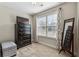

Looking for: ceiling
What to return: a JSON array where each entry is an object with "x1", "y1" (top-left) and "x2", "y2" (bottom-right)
[{"x1": 0, "y1": 2, "x2": 62, "y2": 15}]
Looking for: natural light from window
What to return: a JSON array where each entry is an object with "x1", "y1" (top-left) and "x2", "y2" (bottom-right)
[{"x1": 37, "y1": 13, "x2": 57, "y2": 39}]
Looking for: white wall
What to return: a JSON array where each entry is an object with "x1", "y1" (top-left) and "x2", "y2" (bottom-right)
[
  {"x1": 0, "y1": 6, "x2": 32, "y2": 43},
  {"x1": 77, "y1": 3, "x2": 79, "y2": 57},
  {"x1": 33, "y1": 2, "x2": 78, "y2": 56}
]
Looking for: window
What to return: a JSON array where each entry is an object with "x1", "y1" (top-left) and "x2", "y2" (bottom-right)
[
  {"x1": 37, "y1": 13, "x2": 57, "y2": 38},
  {"x1": 37, "y1": 16, "x2": 46, "y2": 36},
  {"x1": 47, "y1": 14, "x2": 57, "y2": 38}
]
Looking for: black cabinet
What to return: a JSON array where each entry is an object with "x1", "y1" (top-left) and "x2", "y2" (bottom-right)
[{"x1": 15, "y1": 16, "x2": 31, "y2": 49}]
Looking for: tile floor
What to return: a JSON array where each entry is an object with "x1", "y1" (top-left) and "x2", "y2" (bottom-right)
[{"x1": 16, "y1": 43, "x2": 71, "y2": 57}]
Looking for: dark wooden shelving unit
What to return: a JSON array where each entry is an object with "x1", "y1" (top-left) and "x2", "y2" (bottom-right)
[{"x1": 15, "y1": 16, "x2": 31, "y2": 49}]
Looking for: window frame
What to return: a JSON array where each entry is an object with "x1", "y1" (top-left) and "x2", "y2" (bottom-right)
[{"x1": 36, "y1": 12, "x2": 58, "y2": 39}]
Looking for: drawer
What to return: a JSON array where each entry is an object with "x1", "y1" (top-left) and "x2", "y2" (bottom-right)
[
  {"x1": 21, "y1": 40, "x2": 31, "y2": 45},
  {"x1": 23, "y1": 35, "x2": 31, "y2": 38}
]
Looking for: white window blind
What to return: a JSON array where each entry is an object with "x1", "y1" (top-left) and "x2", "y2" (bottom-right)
[
  {"x1": 37, "y1": 16, "x2": 46, "y2": 36},
  {"x1": 37, "y1": 13, "x2": 57, "y2": 38}
]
